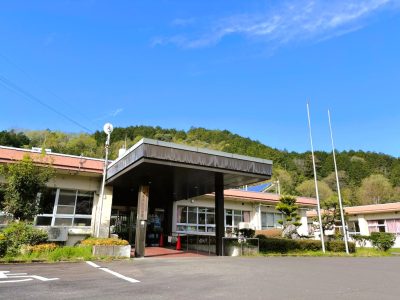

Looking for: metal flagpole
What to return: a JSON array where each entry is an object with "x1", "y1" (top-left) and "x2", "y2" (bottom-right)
[
  {"x1": 307, "y1": 102, "x2": 326, "y2": 252},
  {"x1": 328, "y1": 110, "x2": 349, "y2": 254}
]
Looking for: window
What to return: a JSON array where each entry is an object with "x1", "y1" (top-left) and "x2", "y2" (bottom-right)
[
  {"x1": 368, "y1": 219, "x2": 400, "y2": 235},
  {"x1": 347, "y1": 221, "x2": 360, "y2": 234},
  {"x1": 176, "y1": 206, "x2": 250, "y2": 234},
  {"x1": 261, "y1": 212, "x2": 284, "y2": 229},
  {"x1": 36, "y1": 188, "x2": 94, "y2": 227},
  {"x1": 177, "y1": 206, "x2": 215, "y2": 233},
  {"x1": 225, "y1": 209, "x2": 250, "y2": 230},
  {"x1": 368, "y1": 220, "x2": 386, "y2": 233},
  {"x1": 385, "y1": 219, "x2": 400, "y2": 235}
]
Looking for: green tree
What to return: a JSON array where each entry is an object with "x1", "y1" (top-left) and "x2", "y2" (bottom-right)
[
  {"x1": 66, "y1": 134, "x2": 98, "y2": 157},
  {"x1": 390, "y1": 162, "x2": 400, "y2": 187},
  {"x1": 0, "y1": 155, "x2": 54, "y2": 221},
  {"x1": 275, "y1": 195, "x2": 302, "y2": 239},
  {"x1": 320, "y1": 195, "x2": 349, "y2": 234},
  {"x1": 271, "y1": 168, "x2": 295, "y2": 194},
  {"x1": 322, "y1": 171, "x2": 349, "y2": 192},
  {"x1": 296, "y1": 180, "x2": 333, "y2": 201},
  {"x1": 0, "y1": 130, "x2": 30, "y2": 147},
  {"x1": 357, "y1": 174, "x2": 393, "y2": 205}
]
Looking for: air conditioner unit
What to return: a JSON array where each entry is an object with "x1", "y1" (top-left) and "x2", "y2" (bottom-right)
[{"x1": 46, "y1": 227, "x2": 68, "y2": 241}]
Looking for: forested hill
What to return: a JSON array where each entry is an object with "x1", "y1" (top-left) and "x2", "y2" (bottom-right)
[{"x1": 1, "y1": 126, "x2": 400, "y2": 206}]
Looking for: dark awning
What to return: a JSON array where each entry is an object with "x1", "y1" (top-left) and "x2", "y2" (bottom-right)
[{"x1": 106, "y1": 138, "x2": 272, "y2": 201}]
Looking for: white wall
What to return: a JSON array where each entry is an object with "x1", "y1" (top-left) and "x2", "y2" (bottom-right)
[{"x1": 348, "y1": 213, "x2": 400, "y2": 248}]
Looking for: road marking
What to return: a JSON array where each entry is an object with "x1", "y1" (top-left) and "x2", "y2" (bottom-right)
[
  {"x1": 0, "y1": 278, "x2": 33, "y2": 284},
  {"x1": 0, "y1": 271, "x2": 59, "y2": 283},
  {"x1": 86, "y1": 261, "x2": 101, "y2": 268},
  {"x1": 86, "y1": 261, "x2": 140, "y2": 283}
]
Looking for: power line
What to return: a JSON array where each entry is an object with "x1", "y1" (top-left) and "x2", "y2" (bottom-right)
[
  {"x1": 0, "y1": 52, "x2": 98, "y2": 130},
  {"x1": 0, "y1": 74, "x2": 93, "y2": 133}
]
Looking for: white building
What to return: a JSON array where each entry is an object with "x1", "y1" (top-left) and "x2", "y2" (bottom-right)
[
  {"x1": 1, "y1": 141, "x2": 316, "y2": 254},
  {"x1": 307, "y1": 203, "x2": 400, "y2": 248}
]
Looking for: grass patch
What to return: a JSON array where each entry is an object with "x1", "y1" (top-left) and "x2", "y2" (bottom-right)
[{"x1": 0, "y1": 246, "x2": 94, "y2": 263}]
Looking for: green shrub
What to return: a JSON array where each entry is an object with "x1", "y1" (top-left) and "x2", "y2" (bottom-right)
[
  {"x1": 0, "y1": 233, "x2": 6, "y2": 257},
  {"x1": 297, "y1": 239, "x2": 322, "y2": 251},
  {"x1": 258, "y1": 237, "x2": 354, "y2": 253},
  {"x1": 255, "y1": 234, "x2": 268, "y2": 240},
  {"x1": 258, "y1": 237, "x2": 298, "y2": 253},
  {"x1": 238, "y1": 228, "x2": 255, "y2": 238},
  {"x1": 255, "y1": 229, "x2": 283, "y2": 238},
  {"x1": 1, "y1": 222, "x2": 48, "y2": 256},
  {"x1": 369, "y1": 232, "x2": 396, "y2": 251},
  {"x1": 326, "y1": 240, "x2": 356, "y2": 253},
  {"x1": 80, "y1": 237, "x2": 129, "y2": 246},
  {"x1": 25, "y1": 243, "x2": 58, "y2": 253}
]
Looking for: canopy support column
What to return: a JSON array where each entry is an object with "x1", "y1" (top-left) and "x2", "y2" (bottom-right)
[
  {"x1": 215, "y1": 173, "x2": 224, "y2": 256},
  {"x1": 135, "y1": 185, "x2": 149, "y2": 258}
]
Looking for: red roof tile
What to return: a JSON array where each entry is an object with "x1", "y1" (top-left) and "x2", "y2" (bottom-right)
[
  {"x1": 0, "y1": 146, "x2": 104, "y2": 174},
  {"x1": 307, "y1": 202, "x2": 400, "y2": 217}
]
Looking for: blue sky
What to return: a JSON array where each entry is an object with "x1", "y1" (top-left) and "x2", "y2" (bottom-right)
[{"x1": 0, "y1": 0, "x2": 400, "y2": 157}]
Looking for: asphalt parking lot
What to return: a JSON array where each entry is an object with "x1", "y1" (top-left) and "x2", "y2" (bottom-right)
[{"x1": 1, "y1": 256, "x2": 400, "y2": 300}]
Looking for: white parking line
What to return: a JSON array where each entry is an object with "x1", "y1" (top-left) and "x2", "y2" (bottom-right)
[
  {"x1": 86, "y1": 261, "x2": 101, "y2": 268},
  {"x1": 86, "y1": 261, "x2": 140, "y2": 284}
]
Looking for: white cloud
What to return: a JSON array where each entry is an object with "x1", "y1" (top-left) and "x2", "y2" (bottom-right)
[
  {"x1": 171, "y1": 18, "x2": 196, "y2": 26},
  {"x1": 155, "y1": 0, "x2": 400, "y2": 49}
]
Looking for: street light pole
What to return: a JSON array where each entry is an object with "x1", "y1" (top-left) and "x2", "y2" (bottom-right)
[{"x1": 96, "y1": 123, "x2": 113, "y2": 237}]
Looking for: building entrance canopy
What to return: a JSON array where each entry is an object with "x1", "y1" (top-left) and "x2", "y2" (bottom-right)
[
  {"x1": 106, "y1": 138, "x2": 272, "y2": 200},
  {"x1": 105, "y1": 138, "x2": 272, "y2": 257}
]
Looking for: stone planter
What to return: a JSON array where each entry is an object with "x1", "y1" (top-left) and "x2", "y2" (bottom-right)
[
  {"x1": 92, "y1": 245, "x2": 131, "y2": 258},
  {"x1": 224, "y1": 245, "x2": 241, "y2": 256}
]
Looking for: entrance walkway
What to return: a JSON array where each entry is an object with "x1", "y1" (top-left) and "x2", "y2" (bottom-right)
[{"x1": 131, "y1": 247, "x2": 214, "y2": 258}]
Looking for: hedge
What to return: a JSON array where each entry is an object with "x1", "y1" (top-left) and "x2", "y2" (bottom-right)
[
  {"x1": 80, "y1": 237, "x2": 129, "y2": 246},
  {"x1": 256, "y1": 236, "x2": 355, "y2": 253}
]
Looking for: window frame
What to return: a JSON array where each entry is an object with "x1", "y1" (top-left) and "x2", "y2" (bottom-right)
[
  {"x1": 176, "y1": 206, "x2": 216, "y2": 234},
  {"x1": 261, "y1": 212, "x2": 284, "y2": 230},
  {"x1": 36, "y1": 188, "x2": 93, "y2": 227}
]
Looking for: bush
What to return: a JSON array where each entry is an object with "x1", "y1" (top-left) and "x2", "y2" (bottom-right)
[
  {"x1": 369, "y1": 232, "x2": 396, "y2": 251},
  {"x1": 238, "y1": 228, "x2": 255, "y2": 238},
  {"x1": 255, "y1": 234, "x2": 267, "y2": 240},
  {"x1": 258, "y1": 237, "x2": 354, "y2": 253},
  {"x1": 297, "y1": 239, "x2": 322, "y2": 251},
  {"x1": 326, "y1": 240, "x2": 356, "y2": 253},
  {"x1": 258, "y1": 237, "x2": 298, "y2": 253},
  {"x1": 255, "y1": 229, "x2": 282, "y2": 238},
  {"x1": 80, "y1": 237, "x2": 129, "y2": 246},
  {"x1": 0, "y1": 233, "x2": 6, "y2": 257},
  {"x1": 25, "y1": 243, "x2": 58, "y2": 253},
  {"x1": 1, "y1": 222, "x2": 48, "y2": 256}
]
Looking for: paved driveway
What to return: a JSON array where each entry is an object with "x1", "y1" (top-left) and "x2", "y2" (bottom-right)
[{"x1": 1, "y1": 257, "x2": 399, "y2": 300}]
